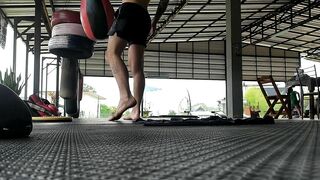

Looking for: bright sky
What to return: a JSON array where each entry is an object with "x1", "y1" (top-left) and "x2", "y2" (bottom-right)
[
  {"x1": 1, "y1": 24, "x2": 319, "y2": 115},
  {"x1": 0, "y1": 25, "x2": 35, "y2": 99},
  {"x1": 83, "y1": 77, "x2": 226, "y2": 115}
]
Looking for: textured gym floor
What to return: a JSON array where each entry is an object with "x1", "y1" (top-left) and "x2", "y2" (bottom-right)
[{"x1": 0, "y1": 119, "x2": 320, "y2": 180}]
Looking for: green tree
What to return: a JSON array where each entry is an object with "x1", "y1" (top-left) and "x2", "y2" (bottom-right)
[
  {"x1": 83, "y1": 84, "x2": 96, "y2": 93},
  {"x1": 100, "y1": 104, "x2": 116, "y2": 118},
  {"x1": 244, "y1": 87, "x2": 268, "y2": 115},
  {"x1": 100, "y1": 104, "x2": 130, "y2": 118},
  {"x1": 168, "y1": 110, "x2": 176, "y2": 115}
]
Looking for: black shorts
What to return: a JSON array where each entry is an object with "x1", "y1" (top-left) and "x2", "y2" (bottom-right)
[{"x1": 108, "y1": 2, "x2": 151, "y2": 47}]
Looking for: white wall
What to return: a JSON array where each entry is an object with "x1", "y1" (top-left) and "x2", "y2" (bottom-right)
[{"x1": 80, "y1": 94, "x2": 100, "y2": 118}]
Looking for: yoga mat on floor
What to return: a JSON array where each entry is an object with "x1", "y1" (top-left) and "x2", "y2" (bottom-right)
[{"x1": 32, "y1": 116, "x2": 72, "y2": 122}]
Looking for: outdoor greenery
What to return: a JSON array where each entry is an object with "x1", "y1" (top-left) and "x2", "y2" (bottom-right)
[
  {"x1": 100, "y1": 104, "x2": 116, "y2": 118},
  {"x1": 244, "y1": 87, "x2": 268, "y2": 115},
  {"x1": 91, "y1": 84, "x2": 284, "y2": 118},
  {"x1": 83, "y1": 84, "x2": 97, "y2": 93},
  {"x1": 0, "y1": 68, "x2": 26, "y2": 95},
  {"x1": 168, "y1": 110, "x2": 176, "y2": 115},
  {"x1": 100, "y1": 104, "x2": 130, "y2": 118},
  {"x1": 90, "y1": 84, "x2": 287, "y2": 118},
  {"x1": 244, "y1": 87, "x2": 283, "y2": 116}
]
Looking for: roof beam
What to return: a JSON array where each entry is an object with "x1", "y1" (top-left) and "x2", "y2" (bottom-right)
[
  {"x1": 277, "y1": 29, "x2": 319, "y2": 50},
  {"x1": 241, "y1": 0, "x2": 279, "y2": 28},
  {"x1": 189, "y1": 13, "x2": 224, "y2": 41},
  {"x1": 195, "y1": 0, "x2": 278, "y2": 42},
  {"x1": 38, "y1": 0, "x2": 52, "y2": 37},
  {"x1": 242, "y1": 0, "x2": 304, "y2": 33},
  {"x1": 17, "y1": 23, "x2": 35, "y2": 39},
  {"x1": 0, "y1": 5, "x2": 27, "y2": 43},
  {"x1": 148, "y1": 0, "x2": 189, "y2": 43},
  {"x1": 254, "y1": 12, "x2": 320, "y2": 47},
  {"x1": 49, "y1": 0, "x2": 55, "y2": 12},
  {"x1": 243, "y1": 1, "x2": 320, "y2": 45},
  {"x1": 165, "y1": 0, "x2": 210, "y2": 42},
  {"x1": 305, "y1": 38, "x2": 320, "y2": 57}
]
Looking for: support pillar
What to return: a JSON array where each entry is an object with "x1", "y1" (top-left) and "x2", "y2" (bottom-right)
[
  {"x1": 225, "y1": 0, "x2": 243, "y2": 118},
  {"x1": 33, "y1": 0, "x2": 42, "y2": 94},
  {"x1": 24, "y1": 34, "x2": 30, "y2": 100},
  {"x1": 12, "y1": 19, "x2": 18, "y2": 73},
  {"x1": 41, "y1": 57, "x2": 45, "y2": 97},
  {"x1": 56, "y1": 56, "x2": 60, "y2": 107}
]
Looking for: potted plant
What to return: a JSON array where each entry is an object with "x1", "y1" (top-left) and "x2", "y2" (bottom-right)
[{"x1": 0, "y1": 68, "x2": 26, "y2": 95}]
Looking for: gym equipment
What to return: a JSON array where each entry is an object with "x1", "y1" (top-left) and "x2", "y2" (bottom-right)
[
  {"x1": 80, "y1": 0, "x2": 115, "y2": 40},
  {"x1": 143, "y1": 115, "x2": 274, "y2": 126},
  {"x1": 32, "y1": 116, "x2": 72, "y2": 122},
  {"x1": 234, "y1": 115, "x2": 275, "y2": 125},
  {"x1": 49, "y1": 10, "x2": 95, "y2": 59},
  {"x1": 51, "y1": 10, "x2": 81, "y2": 26},
  {"x1": 49, "y1": 34, "x2": 94, "y2": 59},
  {"x1": 28, "y1": 94, "x2": 60, "y2": 116},
  {"x1": 60, "y1": 58, "x2": 83, "y2": 118},
  {"x1": 0, "y1": 84, "x2": 32, "y2": 137},
  {"x1": 26, "y1": 101, "x2": 56, "y2": 117},
  {"x1": 60, "y1": 58, "x2": 79, "y2": 99},
  {"x1": 65, "y1": 98, "x2": 79, "y2": 117},
  {"x1": 52, "y1": 23, "x2": 87, "y2": 37},
  {"x1": 64, "y1": 73, "x2": 83, "y2": 118}
]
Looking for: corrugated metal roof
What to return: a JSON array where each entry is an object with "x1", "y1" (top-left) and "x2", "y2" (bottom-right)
[{"x1": 0, "y1": 0, "x2": 318, "y2": 56}]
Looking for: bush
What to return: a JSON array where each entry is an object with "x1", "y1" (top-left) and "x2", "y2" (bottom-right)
[{"x1": 0, "y1": 68, "x2": 26, "y2": 95}]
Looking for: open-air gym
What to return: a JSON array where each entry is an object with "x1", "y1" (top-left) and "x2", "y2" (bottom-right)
[{"x1": 0, "y1": 0, "x2": 320, "y2": 179}]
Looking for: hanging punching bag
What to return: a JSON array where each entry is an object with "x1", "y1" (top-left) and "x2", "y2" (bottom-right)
[
  {"x1": 49, "y1": 10, "x2": 95, "y2": 59},
  {"x1": 80, "y1": 0, "x2": 115, "y2": 41}
]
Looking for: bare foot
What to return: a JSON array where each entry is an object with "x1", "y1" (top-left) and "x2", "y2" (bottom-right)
[
  {"x1": 123, "y1": 115, "x2": 141, "y2": 121},
  {"x1": 123, "y1": 107, "x2": 140, "y2": 121},
  {"x1": 108, "y1": 96, "x2": 137, "y2": 121}
]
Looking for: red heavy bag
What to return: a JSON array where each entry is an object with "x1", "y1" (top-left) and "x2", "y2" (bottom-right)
[
  {"x1": 51, "y1": 10, "x2": 81, "y2": 27},
  {"x1": 80, "y1": 0, "x2": 115, "y2": 41}
]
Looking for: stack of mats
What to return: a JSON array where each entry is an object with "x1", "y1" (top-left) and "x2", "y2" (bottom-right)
[
  {"x1": 143, "y1": 115, "x2": 274, "y2": 126},
  {"x1": 32, "y1": 116, "x2": 72, "y2": 123}
]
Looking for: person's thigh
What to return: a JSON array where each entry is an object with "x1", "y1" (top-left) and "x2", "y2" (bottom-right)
[{"x1": 107, "y1": 34, "x2": 128, "y2": 56}]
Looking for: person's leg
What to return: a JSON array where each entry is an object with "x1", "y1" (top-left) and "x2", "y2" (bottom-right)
[
  {"x1": 124, "y1": 44, "x2": 145, "y2": 121},
  {"x1": 106, "y1": 34, "x2": 137, "y2": 121},
  {"x1": 296, "y1": 105, "x2": 302, "y2": 117}
]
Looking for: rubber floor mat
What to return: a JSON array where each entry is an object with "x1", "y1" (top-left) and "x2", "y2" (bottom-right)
[
  {"x1": 0, "y1": 120, "x2": 319, "y2": 179},
  {"x1": 144, "y1": 116, "x2": 274, "y2": 126}
]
